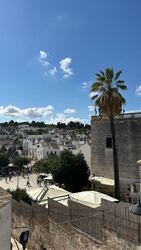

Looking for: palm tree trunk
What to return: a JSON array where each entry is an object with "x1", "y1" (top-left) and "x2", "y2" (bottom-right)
[{"x1": 110, "y1": 115, "x2": 120, "y2": 200}]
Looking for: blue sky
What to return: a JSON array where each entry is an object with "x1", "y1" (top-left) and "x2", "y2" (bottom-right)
[{"x1": 0, "y1": 0, "x2": 141, "y2": 123}]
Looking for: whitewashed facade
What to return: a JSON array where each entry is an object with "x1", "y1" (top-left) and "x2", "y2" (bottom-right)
[{"x1": 23, "y1": 136, "x2": 60, "y2": 160}]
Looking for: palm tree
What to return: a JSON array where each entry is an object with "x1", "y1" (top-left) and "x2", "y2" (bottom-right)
[{"x1": 91, "y1": 68, "x2": 127, "y2": 199}]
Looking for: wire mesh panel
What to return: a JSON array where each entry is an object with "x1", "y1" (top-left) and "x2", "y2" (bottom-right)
[
  {"x1": 20, "y1": 200, "x2": 33, "y2": 218},
  {"x1": 12, "y1": 199, "x2": 48, "y2": 225},
  {"x1": 48, "y1": 198, "x2": 70, "y2": 224},
  {"x1": 101, "y1": 199, "x2": 141, "y2": 244},
  {"x1": 69, "y1": 199, "x2": 103, "y2": 240},
  {"x1": 90, "y1": 206, "x2": 103, "y2": 239}
]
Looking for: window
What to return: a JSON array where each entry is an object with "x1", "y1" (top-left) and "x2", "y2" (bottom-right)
[{"x1": 106, "y1": 137, "x2": 112, "y2": 148}]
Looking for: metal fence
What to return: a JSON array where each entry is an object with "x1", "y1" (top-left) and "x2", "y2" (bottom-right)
[
  {"x1": 12, "y1": 199, "x2": 48, "y2": 225},
  {"x1": 48, "y1": 198, "x2": 70, "y2": 224},
  {"x1": 68, "y1": 199, "x2": 103, "y2": 240},
  {"x1": 101, "y1": 199, "x2": 141, "y2": 244},
  {"x1": 48, "y1": 198, "x2": 141, "y2": 244},
  {"x1": 12, "y1": 196, "x2": 141, "y2": 244}
]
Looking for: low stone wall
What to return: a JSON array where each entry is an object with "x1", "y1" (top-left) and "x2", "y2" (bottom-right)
[
  {"x1": 49, "y1": 219, "x2": 103, "y2": 250},
  {"x1": 49, "y1": 219, "x2": 140, "y2": 250},
  {"x1": 12, "y1": 200, "x2": 49, "y2": 250},
  {"x1": 12, "y1": 198, "x2": 141, "y2": 250},
  {"x1": 0, "y1": 187, "x2": 11, "y2": 250}
]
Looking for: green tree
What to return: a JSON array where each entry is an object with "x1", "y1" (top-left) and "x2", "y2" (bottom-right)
[
  {"x1": 12, "y1": 156, "x2": 30, "y2": 172},
  {"x1": 51, "y1": 150, "x2": 90, "y2": 192},
  {"x1": 33, "y1": 160, "x2": 49, "y2": 173},
  {"x1": 0, "y1": 146, "x2": 7, "y2": 154},
  {"x1": 91, "y1": 68, "x2": 127, "y2": 199},
  {"x1": 8, "y1": 188, "x2": 33, "y2": 205},
  {"x1": 57, "y1": 122, "x2": 67, "y2": 129},
  {"x1": 0, "y1": 153, "x2": 10, "y2": 174},
  {"x1": 67, "y1": 121, "x2": 84, "y2": 129},
  {"x1": 7, "y1": 147, "x2": 19, "y2": 160},
  {"x1": 30, "y1": 121, "x2": 36, "y2": 127},
  {"x1": 9, "y1": 120, "x2": 15, "y2": 126},
  {"x1": 85, "y1": 124, "x2": 91, "y2": 129}
]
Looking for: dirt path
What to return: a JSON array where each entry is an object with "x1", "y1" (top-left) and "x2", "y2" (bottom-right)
[{"x1": 11, "y1": 237, "x2": 28, "y2": 250}]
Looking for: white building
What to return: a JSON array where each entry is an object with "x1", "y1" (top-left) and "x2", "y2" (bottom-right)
[{"x1": 23, "y1": 136, "x2": 60, "y2": 160}]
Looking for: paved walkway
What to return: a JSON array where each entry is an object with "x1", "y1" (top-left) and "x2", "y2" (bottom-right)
[
  {"x1": 0, "y1": 174, "x2": 38, "y2": 191},
  {"x1": 0, "y1": 174, "x2": 43, "y2": 199}
]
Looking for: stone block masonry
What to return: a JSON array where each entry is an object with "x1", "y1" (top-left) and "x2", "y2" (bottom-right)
[
  {"x1": 0, "y1": 187, "x2": 11, "y2": 250},
  {"x1": 12, "y1": 197, "x2": 141, "y2": 250},
  {"x1": 91, "y1": 113, "x2": 141, "y2": 191}
]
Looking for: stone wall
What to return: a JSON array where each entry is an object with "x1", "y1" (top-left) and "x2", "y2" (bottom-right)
[
  {"x1": 0, "y1": 187, "x2": 11, "y2": 250},
  {"x1": 12, "y1": 200, "x2": 49, "y2": 250},
  {"x1": 91, "y1": 114, "x2": 141, "y2": 190},
  {"x1": 0, "y1": 201, "x2": 11, "y2": 250},
  {"x1": 12, "y1": 198, "x2": 141, "y2": 250},
  {"x1": 49, "y1": 219, "x2": 141, "y2": 250}
]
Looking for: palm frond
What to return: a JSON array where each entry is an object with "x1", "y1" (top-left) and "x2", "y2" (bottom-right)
[
  {"x1": 90, "y1": 68, "x2": 127, "y2": 116},
  {"x1": 91, "y1": 82, "x2": 103, "y2": 91},
  {"x1": 117, "y1": 80, "x2": 125, "y2": 84},
  {"x1": 100, "y1": 70, "x2": 105, "y2": 77},
  {"x1": 106, "y1": 68, "x2": 114, "y2": 83},
  {"x1": 114, "y1": 70, "x2": 122, "y2": 81},
  {"x1": 116, "y1": 92, "x2": 126, "y2": 105},
  {"x1": 96, "y1": 71, "x2": 106, "y2": 82},
  {"x1": 96, "y1": 73, "x2": 102, "y2": 78},
  {"x1": 92, "y1": 94, "x2": 98, "y2": 100},
  {"x1": 96, "y1": 76, "x2": 105, "y2": 82},
  {"x1": 116, "y1": 84, "x2": 127, "y2": 90}
]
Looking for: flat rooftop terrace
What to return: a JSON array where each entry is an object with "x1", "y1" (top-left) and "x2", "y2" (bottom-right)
[{"x1": 69, "y1": 191, "x2": 118, "y2": 208}]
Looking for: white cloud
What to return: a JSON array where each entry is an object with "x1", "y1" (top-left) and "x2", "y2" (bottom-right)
[
  {"x1": 88, "y1": 105, "x2": 95, "y2": 112},
  {"x1": 52, "y1": 113, "x2": 88, "y2": 124},
  {"x1": 89, "y1": 91, "x2": 99, "y2": 99},
  {"x1": 64, "y1": 108, "x2": 76, "y2": 114},
  {"x1": 81, "y1": 82, "x2": 89, "y2": 89},
  {"x1": 59, "y1": 57, "x2": 73, "y2": 78},
  {"x1": 0, "y1": 105, "x2": 90, "y2": 124},
  {"x1": 49, "y1": 66, "x2": 57, "y2": 77},
  {"x1": 43, "y1": 61, "x2": 49, "y2": 66},
  {"x1": 34, "y1": 52, "x2": 74, "y2": 79},
  {"x1": 136, "y1": 85, "x2": 141, "y2": 96},
  {"x1": 40, "y1": 50, "x2": 47, "y2": 59},
  {"x1": 39, "y1": 50, "x2": 49, "y2": 66},
  {"x1": 81, "y1": 80, "x2": 93, "y2": 91},
  {"x1": 0, "y1": 105, "x2": 54, "y2": 120},
  {"x1": 88, "y1": 114, "x2": 92, "y2": 120}
]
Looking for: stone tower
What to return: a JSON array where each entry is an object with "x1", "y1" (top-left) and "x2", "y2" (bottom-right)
[{"x1": 91, "y1": 113, "x2": 141, "y2": 190}]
